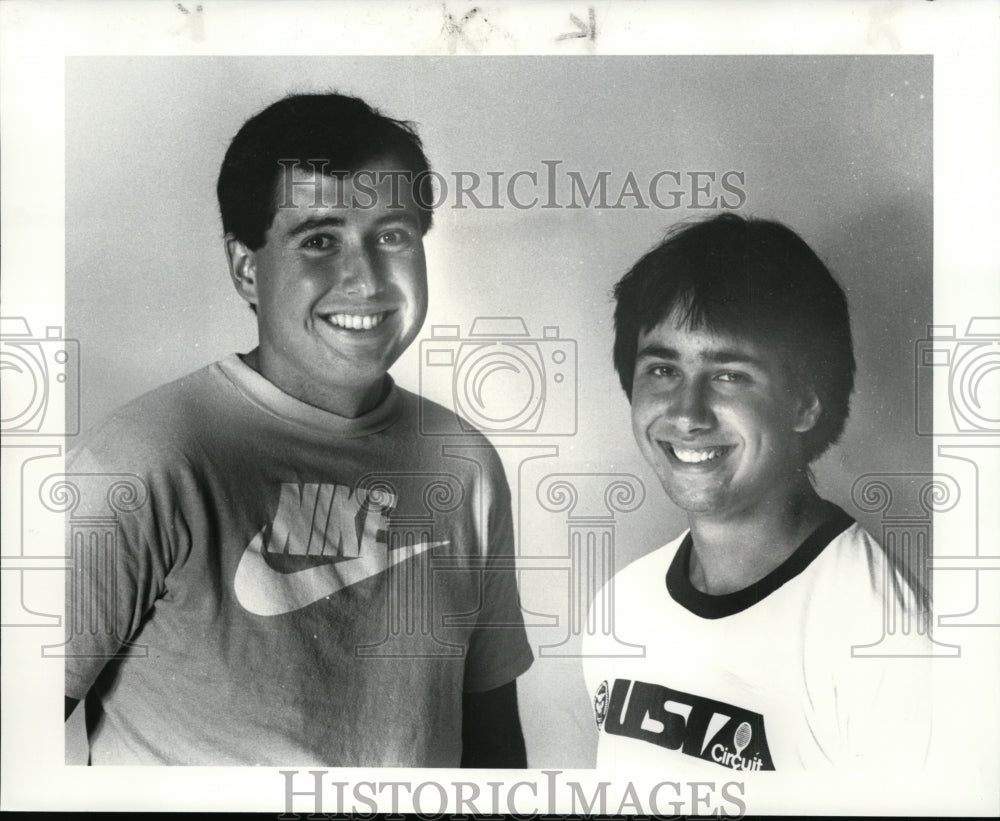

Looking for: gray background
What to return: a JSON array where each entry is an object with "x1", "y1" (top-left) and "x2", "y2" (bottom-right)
[{"x1": 66, "y1": 56, "x2": 931, "y2": 767}]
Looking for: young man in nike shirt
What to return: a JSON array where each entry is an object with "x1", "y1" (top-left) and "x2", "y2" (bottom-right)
[
  {"x1": 63, "y1": 93, "x2": 534, "y2": 766},
  {"x1": 583, "y1": 213, "x2": 933, "y2": 782}
]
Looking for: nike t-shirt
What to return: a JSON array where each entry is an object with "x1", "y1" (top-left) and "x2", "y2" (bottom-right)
[{"x1": 63, "y1": 355, "x2": 534, "y2": 765}]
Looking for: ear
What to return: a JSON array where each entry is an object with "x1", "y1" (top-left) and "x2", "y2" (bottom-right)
[
  {"x1": 792, "y1": 390, "x2": 822, "y2": 433},
  {"x1": 225, "y1": 234, "x2": 259, "y2": 307}
]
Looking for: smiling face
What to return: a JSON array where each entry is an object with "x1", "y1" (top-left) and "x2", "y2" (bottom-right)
[
  {"x1": 226, "y1": 156, "x2": 428, "y2": 417},
  {"x1": 630, "y1": 309, "x2": 820, "y2": 521}
]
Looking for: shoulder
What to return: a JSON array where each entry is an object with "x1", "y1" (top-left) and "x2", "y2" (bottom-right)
[
  {"x1": 68, "y1": 361, "x2": 231, "y2": 475},
  {"x1": 392, "y1": 386, "x2": 493, "y2": 443},
  {"x1": 392, "y1": 384, "x2": 507, "y2": 477},
  {"x1": 584, "y1": 532, "x2": 687, "y2": 660},
  {"x1": 597, "y1": 531, "x2": 688, "y2": 604},
  {"x1": 804, "y1": 519, "x2": 931, "y2": 649},
  {"x1": 814, "y1": 521, "x2": 921, "y2": 601},
  {"x1": 626, "y1": 531, "x2": 688, "y2": 576}
]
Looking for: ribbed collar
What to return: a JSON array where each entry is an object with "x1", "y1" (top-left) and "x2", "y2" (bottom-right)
[
  {"x1": 665, "y1": 503, "x2": 856, "y2": 619},
  {"x1": 215, "y1": 353, "x2": 403, "y2": 439}
]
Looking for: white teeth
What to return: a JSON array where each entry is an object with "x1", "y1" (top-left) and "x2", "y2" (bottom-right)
[
  {"x1": 671, "y1": 446, "x2": 726, "y2": 463},
  {"x1": 327, "y1": 312, "x2": 385, "y2": 330}
]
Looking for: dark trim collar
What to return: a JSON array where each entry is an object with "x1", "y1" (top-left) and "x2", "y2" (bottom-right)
[{"x1": 665, "y1": 503, "x2": 856, "y2": 619}]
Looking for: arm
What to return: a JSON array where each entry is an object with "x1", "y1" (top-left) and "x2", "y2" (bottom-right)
[
  {"x1": 458, "y1": 448, "x2": 533, "y2": 768},
  {"x1": 461, "y1": 680, "x2": 527, "y2": 768}
]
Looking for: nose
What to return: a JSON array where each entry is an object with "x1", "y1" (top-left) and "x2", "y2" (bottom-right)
[
  {"x1": 668, "y1": 377, "x2": 714, "y2": 434},
  {"x1": 339, "y1": 244, "x2": 379, "y2": 297}
]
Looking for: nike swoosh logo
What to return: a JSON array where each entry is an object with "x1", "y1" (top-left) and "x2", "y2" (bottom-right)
[{"x1": 233, "y1": 528, "x2": 450, "y2": 616}]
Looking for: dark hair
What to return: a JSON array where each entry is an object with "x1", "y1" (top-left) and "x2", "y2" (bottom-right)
[
  {"x1": 612, "y1": 212, "x2": 856, "y2": 464},
  {"x1": 217, "y1": 92, "x2": 434, "y2": 250}
]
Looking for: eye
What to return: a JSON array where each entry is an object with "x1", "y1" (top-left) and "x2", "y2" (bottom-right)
[
  {"x1": 649, "y1": 364, "x2": 679, "y2": 379},
  {"x1": 375, "y1": 228, "x2": 414, "y2": 248},
  {"x1": 301, "y1": 233, "x2": 339, "y2": 251},
  {"x1": 715, "y1": 371, "x2": 749, "y2": 384}
]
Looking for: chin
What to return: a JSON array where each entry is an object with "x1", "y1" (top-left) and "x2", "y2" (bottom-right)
[
  {"x1": 671, "y1": 498, "x2": 723, "y2": 516},
  {"x1": 662, "y1": 482, "x2": 731, "y2": 515}
]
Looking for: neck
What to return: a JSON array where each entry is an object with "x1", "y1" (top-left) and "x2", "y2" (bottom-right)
[
  {"x1": 686, "y1": 477, "x2": 830, "y2": 595},
  {"x1": 240, "y1": 348, "x2": 389, "y2": 418}
]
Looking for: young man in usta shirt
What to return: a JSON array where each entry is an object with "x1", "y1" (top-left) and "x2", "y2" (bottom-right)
[{"x1": 584, "y1": 213, "x2": 932, "y2": 781}]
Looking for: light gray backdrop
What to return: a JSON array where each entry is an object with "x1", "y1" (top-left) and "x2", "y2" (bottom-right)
[{"x1": 66, "y1": 56, "x2": 931, "y2": 767}]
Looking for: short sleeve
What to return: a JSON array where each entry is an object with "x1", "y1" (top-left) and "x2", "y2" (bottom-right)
[
  {"x1": 834, "y1": 566, "x2": 935, "y2": 772},
  {"x1": 838, "y1": 651, "x2": 934, "y2": 771},
  {"x1": 462, "y1": 450, "x2": 534, "y2": 693},
  {"x1": 62, "y1": 443, "x2": 174, "y2": 700}
]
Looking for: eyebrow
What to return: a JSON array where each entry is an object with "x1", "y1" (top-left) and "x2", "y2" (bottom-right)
[
  {"x1": 284, "y1": 212, "x2": 421, "y2": 239},
  {"x1": 636, "y1": 344, "x2": 767, "y2": 368},
  {"x1": 285, "y1": 216, "x2": 345, "y2": 238}
]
